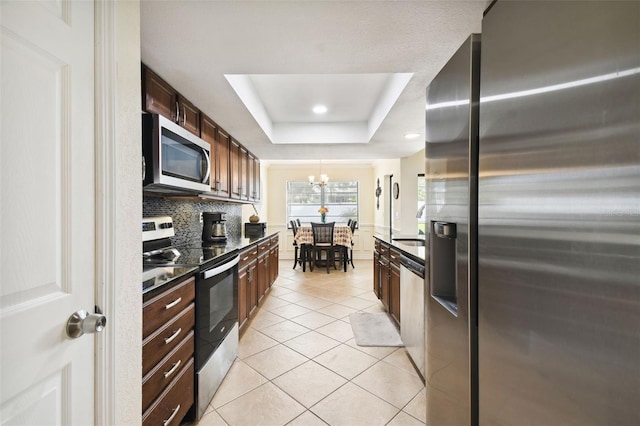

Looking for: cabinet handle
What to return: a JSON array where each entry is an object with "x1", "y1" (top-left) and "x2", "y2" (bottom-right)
[
  {"x1": 174, "y1": 101, "x2": 179, "y2": 123},
  {"x1": 182, "y1": 107, "x2": 186, "y2": 125},
  {"x1": 163, "y1": 359, "x2": 182, "y2": 379},
  {"x1": 163, "y1": 404, "x2": 181, "y2": 426},
  {"x1": 164, "y1": 328, "x2": 182, "y2": 344},
  {"x1": 165, "y1": 297, "x2": 182, "y2": 310}
]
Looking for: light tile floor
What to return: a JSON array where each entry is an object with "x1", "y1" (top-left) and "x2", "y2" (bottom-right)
[{"x1": 196, "y1": 259, "x2": 426, "y2": 426}]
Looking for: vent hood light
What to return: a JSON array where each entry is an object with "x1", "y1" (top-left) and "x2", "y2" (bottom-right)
[{"x1": 404, "y1": 133, "x2": 420, "y2": 139}]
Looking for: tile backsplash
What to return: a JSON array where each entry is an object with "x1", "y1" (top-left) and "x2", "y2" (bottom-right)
[{"x1": 143, "y1": 196, "x2": 242, "y2": 245}]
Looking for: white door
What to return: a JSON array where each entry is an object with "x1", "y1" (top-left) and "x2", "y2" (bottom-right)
[{"x1": 1, "y1": 1, "x2": 96, "y2": 424}]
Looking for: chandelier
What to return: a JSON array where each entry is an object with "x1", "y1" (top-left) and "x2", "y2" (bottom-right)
[{"x1": 308, "y1": 160, "x2": 329, "y2": 186}]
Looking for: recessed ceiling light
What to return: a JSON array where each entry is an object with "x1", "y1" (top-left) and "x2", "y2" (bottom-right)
[
  {"x1": 312, "y1": 105, "x2": 328, "y2": 114},
  {"x1": 405, "y1": 133, "x2": 420, "y2": 139}
]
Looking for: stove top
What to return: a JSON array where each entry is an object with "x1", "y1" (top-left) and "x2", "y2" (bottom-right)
[
  {"x1": 141, "y1": 216, "x2": 263, "y2": 293},
  {"x1": 143, "y1": 265, "x2": 197, "y2": 294}
]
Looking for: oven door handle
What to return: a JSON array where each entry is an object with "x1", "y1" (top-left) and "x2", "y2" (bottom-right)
[{"x1": 203, "y1": 255, "x2": 239, "y2": 279}]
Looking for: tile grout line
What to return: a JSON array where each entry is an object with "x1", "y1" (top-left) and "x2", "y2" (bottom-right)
[{"x1": 201, "y1": 260, "x2": 425, "y2": 426}]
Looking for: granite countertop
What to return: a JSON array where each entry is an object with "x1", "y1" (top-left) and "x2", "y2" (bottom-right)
[
  {"x1": 374, "y1": 233, "x2": 426, "y2": 262},
  {"x1": 142, "y1": 231, "x2": 280, "y2": 295},
  {"x1": 143, "y1": 265, "x2": 199, "y2": 296}
]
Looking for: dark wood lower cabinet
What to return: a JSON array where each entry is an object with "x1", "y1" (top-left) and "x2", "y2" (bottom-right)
[
  {"x1": 238, "y1": 265, "x2": 249, "y2": 328},
  {"x1": 390, "y1": 263, "x2": 401, "y2": 324},
  {"x1": 142, "y1": 274, "x2": 196, "y2": 425},
  {"x1": 373, "y1": 250, "x2": 380, "y2": 298},
  {"x1": 238, "y1": 235, "x2": 280, "y2": 331},
  {"x1": 142, "y1": 332, "x2": 194, "y2": 412},
  {"x1": 248, "y1": 260, "x2": 258, "y2": 314},
  {"x1": 142, "y1": 359, "x2": 195, "y2": 426},
  {"x1": 380, "y1": 257, "x2": 390, "y2": 311},
  {"x1": 258, "y1": 254, "x2": 268, "y2": 301},
  {"x1": 373, "y1": 238, "x2": 404, "y2": 326}
]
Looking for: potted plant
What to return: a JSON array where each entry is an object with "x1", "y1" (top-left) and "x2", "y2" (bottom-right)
[{"x1": 318, "y1": 207, "x2": 329, "y2": 223}]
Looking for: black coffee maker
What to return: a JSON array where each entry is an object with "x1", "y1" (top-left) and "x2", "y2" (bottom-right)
[{"x1": 202, "y1": 212, "x2": 227, "y2": 243}]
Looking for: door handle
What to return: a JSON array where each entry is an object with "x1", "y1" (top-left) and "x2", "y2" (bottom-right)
[
  {"x1": 433, "y1": 221, "x2": 457, "y2": 239},
  {"x1": 66, "y1": 309, "x2": 107, "y2": 339},
  {"x1": 201, "y1": 148, "x2": 211, "y2": 184}
]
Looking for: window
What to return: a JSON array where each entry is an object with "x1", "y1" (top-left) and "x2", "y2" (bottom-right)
[{"x1": 287, "y1": 180, "x2": 358, "y2": 225}]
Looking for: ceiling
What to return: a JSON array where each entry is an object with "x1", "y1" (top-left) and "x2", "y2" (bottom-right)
[{"x1": 140, "y1": 1, "x2": 486, "y2": 161}]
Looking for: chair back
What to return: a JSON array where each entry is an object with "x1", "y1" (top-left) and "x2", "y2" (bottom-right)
[
  {"x1": 296, "y1": 218, "x2": 301, "y2": 226},
  {"x1": 311, "y1": 222, "x2": 334, "y2": 245},
  {"x1": 290, "y1": 220, "x2": 298, "y2": 236},
  {"x1": 349, "y1": 220, "x2": 357, "y2": 233}
]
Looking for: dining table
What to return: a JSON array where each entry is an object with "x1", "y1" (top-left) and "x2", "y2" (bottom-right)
[{"x1": 294, "y1": 223, "x2": 353, "y2": 272}]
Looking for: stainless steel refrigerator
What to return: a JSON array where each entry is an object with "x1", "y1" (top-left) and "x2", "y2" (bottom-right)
[{"x1": 424, "y1": 2, "x2": 640, "y2": 425}]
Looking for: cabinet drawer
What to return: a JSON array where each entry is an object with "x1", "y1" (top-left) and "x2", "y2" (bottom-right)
[
  {"x1": 270, "y1": 235, "x2": 279, "y2": 248},
  {"x1": 239, "y1": 246, "x2": 257, "y2": 268},
  {"x1": 143, "y1": 304, "x2": 195, "y2": 376},
  {"x1": 142, "y1": 358, "x2": 195, "y2": 426},
  {"x1": 258, "y1": 240, "x2": 269, "y2": 255},
  {"x1": 389, "y1": 248, "x2": 401, "y2": 266},
  {"x1": 143, "y1": 277, "x2": 195, "y2": 340},
  {"x1": 379, "y1": 243, "x2": 390, "y2": 257},
  {"x1": 142, "y1": 331, "x2": 194, "y2": 412}
]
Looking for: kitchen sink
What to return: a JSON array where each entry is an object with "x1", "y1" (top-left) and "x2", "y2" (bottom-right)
[{"x1": 392, "y1": 238, "x2": 426, "y2": 247}]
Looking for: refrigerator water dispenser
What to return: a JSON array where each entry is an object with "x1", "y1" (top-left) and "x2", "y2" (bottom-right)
[{"x1": 430, "y1": 221, "x2": 458, "y2": 315}]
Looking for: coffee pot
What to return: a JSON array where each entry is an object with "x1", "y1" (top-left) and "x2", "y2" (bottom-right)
[{"x1": 202, "y1": 212, "x2": 227, "y2": 242}]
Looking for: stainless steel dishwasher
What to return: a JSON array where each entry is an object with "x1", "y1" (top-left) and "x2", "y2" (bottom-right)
[{"x1": 400, "y1": 253, "x2": 425, "y2": 379}]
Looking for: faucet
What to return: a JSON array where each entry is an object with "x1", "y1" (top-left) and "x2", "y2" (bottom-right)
[{"x1": 416, "y1": 203, "x2": 426, "y2": 218}]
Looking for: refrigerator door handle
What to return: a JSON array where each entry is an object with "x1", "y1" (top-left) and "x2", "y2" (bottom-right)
[{"x1": 433, "y1": 221, "x2": 457, "y2": 239}]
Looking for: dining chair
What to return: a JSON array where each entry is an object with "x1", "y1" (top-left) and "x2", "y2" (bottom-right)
[
  {"x1": 290, "y1": 220, "x2": 305, "y2": 270},
  {"x1": 309, "y1": 222, "x2": 336, "y2": 274},
  {"x1": 347, "y1": 220, "x2": 357, "y2": 268}
]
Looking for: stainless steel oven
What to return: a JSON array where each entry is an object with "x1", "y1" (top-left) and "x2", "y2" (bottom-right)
[
  {"x1": 194, "y1": 253, "x2": 239, "y2": 420},
  {"x1": 142, "y1": 216, "x2": 239, "y2": 421},
  {"x1": 142, "y1": 113, "x2": 211, "y2": 194}
]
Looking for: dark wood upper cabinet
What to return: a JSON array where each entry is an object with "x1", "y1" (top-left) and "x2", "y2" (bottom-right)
[
  {"x1": 247, "y1": 152, "x2": 255, "y2": 202},
  {"x1": 142, "y1": 64, "x2": 200, "y2": 135},
  {"x1": 200, "y1": 114, "x2": 217, "y2": 192},
  {"x1": 215, "y1": 129, "x2": 231, "y2": 198},
  {"x1": 229, "y1": 138, "x2": 242, "y2": 200},
  {"x1": 142, "y1": 65, "x2": 176, "y2": 121},
  {"x1": 201, "y1": 114, "x2": 230, "y2": 198},
  {"x1": 246, "y1": 153, "x2": 261, "y2": 202},
  {"x1": 239, "y1": 145, "x2": 249, "y2": 200},
  {"x1": 142, "y1": 63, "x2": 261, "y2": 203},
  {"x1": 253, "y1": 157, "x2": 261, "y2": 201},
  {"x1": 177, "y1": 96, "x2": 200, "y2": 135}
]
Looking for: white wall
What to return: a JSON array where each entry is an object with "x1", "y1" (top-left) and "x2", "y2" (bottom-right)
[
  {"x1": 114, "y1": 1, "x2": 142, "y2": 423},
  {"x1": 372, "y1": 159, "x2": 401, "y2": 235},
  {"x1": 371, "y1": 149, "x2": 425, "y2": 236},
  {"x1": 251, "y1": 151, "x2": 424, "y2": 263},
  {"x1": 265, "y1": 162, "x2": 376, "y2": 260},
  {"x1": 399, "y1": 148, "x2": 426, "y2": 235}
]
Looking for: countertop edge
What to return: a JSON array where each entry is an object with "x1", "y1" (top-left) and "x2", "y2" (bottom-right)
[{"x1": 373, "y1": 234, "x2": 426, "y2": 263}]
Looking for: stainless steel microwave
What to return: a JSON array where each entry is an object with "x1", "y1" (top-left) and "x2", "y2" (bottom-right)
[{"x1": 142, "y1": 113, "x2": 211, "y2": 194}]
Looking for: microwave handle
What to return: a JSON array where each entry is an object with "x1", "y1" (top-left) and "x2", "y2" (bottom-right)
[{"x1": 201, "y1": 148, "x2": 211, "y2": 185}]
